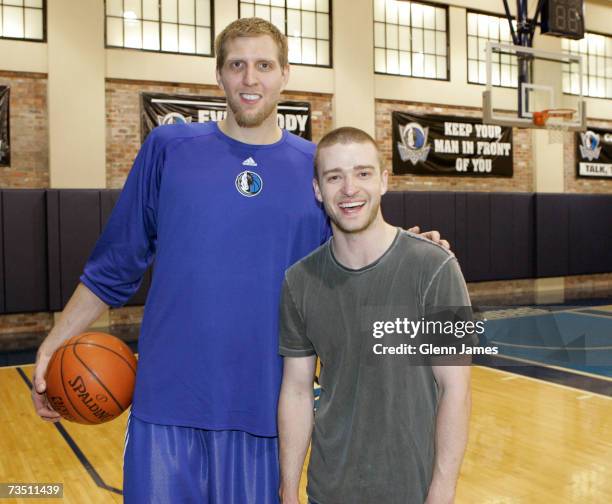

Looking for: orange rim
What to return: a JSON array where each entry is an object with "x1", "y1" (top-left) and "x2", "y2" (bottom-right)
[{"x1": 532, "y1": 108, "x2": 575, "y2": 127}]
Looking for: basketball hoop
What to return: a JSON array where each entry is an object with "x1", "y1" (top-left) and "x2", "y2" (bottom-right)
[{"x1": 532, "y1": 108, "x2": 576, "y2": 144}]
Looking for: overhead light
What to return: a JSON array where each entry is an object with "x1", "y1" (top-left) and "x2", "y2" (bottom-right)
[{"x1": 123, "y1": 11, "x2": 137, "y2": 20}]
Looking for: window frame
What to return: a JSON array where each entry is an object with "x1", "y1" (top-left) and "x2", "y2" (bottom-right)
[
  {"x1": 465, "y1": 8, "x2": 522, "y2": 89},
  {"x1": 0, "y1": 0, "x2": 47, "y2": 43},
  {"x1": 238, "y1": 0, "x2": 333, "y2": 69},
  {"x1": 562, "y1": 29, "x2": 612, "y2": 100},
  {"x1": 104, "y1": 0, "x2": 215, "y2": 57},
  {"x1": 373, "y1": 0, "x2": 450, "y2": 82}
]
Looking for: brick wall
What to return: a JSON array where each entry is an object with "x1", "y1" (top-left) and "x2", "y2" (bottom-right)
[
  {"x1": 106, "y1": 78, "x2": 333, "y2": 188},
  {"x1": 0, "y1": 71, "x2": 49, "y2": 188},
  {"x1": 0, "y1": 312, "x2": 52, "y2": 335},
  {"x1": 109, "y1": 306, "x2": 145, "y2": 326},
  {"x1": 467, "y1": 279, "x2": 537, "y2": 306},
  {"x1": 375, "y1": 99, "x2": 533, "y2": 192},
  {"x1": 565, "y1": 273, "x2": 612, "y2": 300},
  {"x1": 564, "y1": 118, "x2": 612, "y2": 194}
]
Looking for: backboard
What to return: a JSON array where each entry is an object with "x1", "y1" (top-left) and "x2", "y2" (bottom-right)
[{"x1": 482, "y1": 42, "x2": 587, "y2": 131}]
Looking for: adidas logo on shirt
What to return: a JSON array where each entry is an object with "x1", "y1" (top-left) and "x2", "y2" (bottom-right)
[{"x1": 242, "y1": 157, "x2": 257, "y2": 167}]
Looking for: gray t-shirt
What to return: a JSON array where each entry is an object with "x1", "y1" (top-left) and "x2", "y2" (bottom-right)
[{"x1": 279, "y1": 229, "x2": 471, "y2": 504}]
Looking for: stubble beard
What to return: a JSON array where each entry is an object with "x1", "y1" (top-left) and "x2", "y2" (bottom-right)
[
  {"x1": 327, "y1": 199, "x2": 381, "y2": 235},
  {"x1": 227, "y1": 95, "x2": 278, "y2": 128}
]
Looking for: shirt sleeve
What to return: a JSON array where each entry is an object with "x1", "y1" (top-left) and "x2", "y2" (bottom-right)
[
  {"x1": 423, "y1": 257, "x2": 471, "y2": 309},
  {"x1": 80, "y1": 129, "x2": 164, "y2": 307},
  {"x1": 278, "y1": 275, "x2": 316, "y2": 357},
  {"x1": 423, "y1": 256, "x2": 479, "y2": 348}
]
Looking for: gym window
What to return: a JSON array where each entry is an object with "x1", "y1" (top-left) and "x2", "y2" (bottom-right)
[
  {"x1": 239, "y1": 0, "x2": 332, "y2": 68},
  {"x1": 105, "y1": 0, "x2": 213, "y2": 56},
  {"x1": 373, "y1": 0, "x2": 448, "y2": 80},
  {"x1": 0, "y1": 0, "x2": 45, "y2": 42},
  {"x1": 467, "y1": 11, "x2": 518, "y2": 88},
  {"x1": 562, "y1": 32, "x2": 612, "y2": 99}
]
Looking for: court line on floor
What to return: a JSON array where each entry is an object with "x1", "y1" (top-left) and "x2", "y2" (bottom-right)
[
  {"x1": 478, "y1": 364, "x2": 612, "y2": 400},
  {"x1": 493, "y1": 341, "x2": 612, "y2": 350},
  {"x1": 565, "y1": 311, "x2": 612, "y2": 320},
  {"x1": 482, "y1": 305, "x2": 612, "y2": 320},
  {"x1": 487, "y1": 353, "x2": 612, "y2": 382},
  {"x1": 1, "y1": 362, "x2": 33, "y2": 369},
  {"x1": 16, "y1": 367, "x2": 123, "y2": 496}
]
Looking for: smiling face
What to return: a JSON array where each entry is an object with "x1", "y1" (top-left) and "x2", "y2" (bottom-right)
[
  {"x1": 314, "y1": 141, "x2": 388, "y2": 235},
  {"x1": 216, "y1": 35, "x2": 289, "y2": 129}
]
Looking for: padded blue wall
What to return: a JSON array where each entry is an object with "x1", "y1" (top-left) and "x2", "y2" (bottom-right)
[{"x1": 0, "y1": 189, "x2": 608, "y2": 313}]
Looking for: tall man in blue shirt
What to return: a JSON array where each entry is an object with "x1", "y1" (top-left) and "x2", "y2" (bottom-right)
[{"x1": 31, "y1": 17, "x2": 448, "y2": 503}]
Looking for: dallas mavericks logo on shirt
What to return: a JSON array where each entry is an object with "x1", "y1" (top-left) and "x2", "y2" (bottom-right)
[
  {"x1": 397, "y1": 122, "x2": 431, "y2": 166},
  {"x1": 579, "y1": 130, "x2": 602, "y2": 161},
  {"x1": 235, "y1": 170, "x2": 263, "y2": 197}
]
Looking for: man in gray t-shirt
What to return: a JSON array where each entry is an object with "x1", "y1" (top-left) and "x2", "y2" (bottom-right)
[{"x1": 278, "y1": 127, "x2": 472, "y2": 504}]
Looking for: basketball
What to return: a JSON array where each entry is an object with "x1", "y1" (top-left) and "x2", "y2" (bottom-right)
[{"x1": 44, "y1": 332, "x2": 137, "y2": 425}]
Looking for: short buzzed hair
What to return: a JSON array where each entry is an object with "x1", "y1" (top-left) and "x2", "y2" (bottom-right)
[
  {"x1": 314, "y1": 127, "x2": 381, "y2": 179},
  {"x1": 215, "y1": 17, "x2": 289, "y2": 71}
]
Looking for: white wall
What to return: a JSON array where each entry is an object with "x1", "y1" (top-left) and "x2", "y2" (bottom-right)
[
  {"x1": 584, "y1": 0, "x2": 612, "y2": 34},
  {"x1": 104, "y1": 47, "x2": 335, "y2": 94},
  {"x1": 0, "y1": 39, "x2": 47, "y2": 73},
  {"x1": 332, "y1": 0, "x2": 375, "y2": 134},
  {"x1": 47, "y1": 0, "x2": 106, "y2": 188},
  {"x1": 0, "y1": 0, "x2": 611, "y2": 188}
]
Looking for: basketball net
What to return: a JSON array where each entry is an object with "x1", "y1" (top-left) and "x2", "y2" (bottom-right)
[{"x1": 532, "y1": 109, "x2": 575, "y2": 145}]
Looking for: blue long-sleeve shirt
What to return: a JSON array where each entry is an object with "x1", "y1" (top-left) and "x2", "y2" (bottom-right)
[{"x1": 81, "y1": 122, "x2": 329, "y2": 435}]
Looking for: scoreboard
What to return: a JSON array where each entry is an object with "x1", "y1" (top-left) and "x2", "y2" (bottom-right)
[{"x1": 541, "y1": 0, "x2": 585, "y2": 40}]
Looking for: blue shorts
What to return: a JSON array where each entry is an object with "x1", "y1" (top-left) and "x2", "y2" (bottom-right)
[{"x1": 123, "y1": 415, "x2": 280, "y2": 503}]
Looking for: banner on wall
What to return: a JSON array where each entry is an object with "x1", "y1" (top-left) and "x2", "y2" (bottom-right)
[
  {"x1": 392, "y1": 111, "x2": 513, "y2": 177},
  {"x1": 575, "y1": 127, "x2": 612, "y2": 179},
  {"x1": 0, "y1": 86, "x2": 9, "y2": 166},
  {"x1": 140, "y1": 93, "x2": 312, "y2": 142}
]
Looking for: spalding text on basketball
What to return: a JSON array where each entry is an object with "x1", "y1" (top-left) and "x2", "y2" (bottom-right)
[
  {"x1": 48, "y1": 396, "x2": 76, "y2": 422},
  {"x1": 68, "y1": 376, "x2": 114, "y2": 422}
]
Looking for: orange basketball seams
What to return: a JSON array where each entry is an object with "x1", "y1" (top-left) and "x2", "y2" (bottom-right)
[{"x1": 45, "y1": 332, "x2": 137, "y2": 425}]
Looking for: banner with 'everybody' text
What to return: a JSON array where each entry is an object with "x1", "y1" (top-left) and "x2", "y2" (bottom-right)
[{"x1": 140, "y1": 92, "x2": 311, "y2": 143}]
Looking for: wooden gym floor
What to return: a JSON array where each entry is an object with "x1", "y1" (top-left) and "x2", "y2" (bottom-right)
[{"x1": 1, "y1": 363, "x2": 611, "y2": 503}]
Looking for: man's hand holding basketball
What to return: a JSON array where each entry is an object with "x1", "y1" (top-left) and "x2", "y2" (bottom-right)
[
  {"x1": 32, "y1": 344, "x2": 62, "y2": 422},
  {"x1": 31, "y1": 283, "x2": 109, "y2": 423}
]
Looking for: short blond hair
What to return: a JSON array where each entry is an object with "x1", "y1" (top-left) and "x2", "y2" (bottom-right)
[
  {"x1": 215, "y1": 17, "x2": 289, "y2": 71},
  {"x1": 314, "y1": 127, "x2": 382, "y2": 179}
]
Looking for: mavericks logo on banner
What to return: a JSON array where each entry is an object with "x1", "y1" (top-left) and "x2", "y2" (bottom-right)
[
  {"x1": 576, "y1": 127, "x2": 612, "y2": 179},
  {"x1": 392, "y1": 111, "x2": 513, "y2": 177},
  {"x1": 140, "y1": 93, "x2": 312, "y2": 142},
  {"x1": 0, "y1": 86, "x2": 9, "y2": 166}
]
